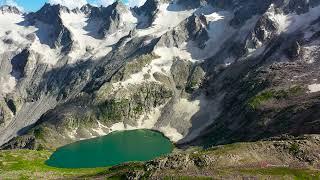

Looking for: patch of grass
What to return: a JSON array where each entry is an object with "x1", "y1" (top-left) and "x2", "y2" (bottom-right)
[
  {"x1": 0, "y1": 150, "x2": 105, "y2": 179},
  {"x1": 201, "y1": 142, "x2": 245, "y2": 156},
  {"x1": 33, "y1": 128, "x2": 45, "y2": 139},
  {"x1": 248, "y1": 90, "x2": 284, "y2": 109},
  {"x1": 185, "y1": 80, "x2": 199, "y2": 93},
  {"x1": 164, "y1": 176, "x2": 212, "y2": 180},
  {"x1": 98, "y1": 99, "x2": 130, "y2": 122},
  {"x1": 288, "y1": 85, "x2": 304, "y2": 95},
  {"x1": 289, "y1": 143, "x2": 300, "y2": 155},
  {"x1": 239, "y1": 167, "x2": 320, "y2": 179},
  {"x1": 85, "y1": 162, "x2": 146, "y2": 179},
  {"x1": 133, "y1": 103, "x2": 144, "y2": 114},
  {"x1": 248, "y1": 86, "x2": 304, "y2": 109}
]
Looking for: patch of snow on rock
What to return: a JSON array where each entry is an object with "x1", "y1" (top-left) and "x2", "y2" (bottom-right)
[
  {"x1": 0, "y1": 13, "x2": 59, "y2": 65},
  {"x1": 137, "y1": 3, "x2": 195, "y2": 37},
  {"x1": 113, "y1": 46, "x2": 193, "y2": 88},
  {"x1": 0, "y1": 76, "x2": 16, "y2": 96},
  {"x1": 92, "y1": 121, "x2": 109, "y2": 136},
  {"x1": 187, "y1": 11, "x2": 235, "y2": 60},
  {"x1": 61, "y1": 11, "x2": 137, "y2": 63},
  {"x1": 308, "y1": 83, "x2": 320, "y2": 93},
  {"x1": 267, "y1": 4, "x2": 320, "y2": 34},
  {"x1": 160, "y1": 124, "x2": 184, "y2": 142},
  {"x1": 137, "y1": 105, "x2": 164, "y2": 129}
]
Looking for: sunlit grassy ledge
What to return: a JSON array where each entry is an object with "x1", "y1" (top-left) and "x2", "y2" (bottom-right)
[{"x1": 0, "y1": 150, "x2": 105, "y2": 179}]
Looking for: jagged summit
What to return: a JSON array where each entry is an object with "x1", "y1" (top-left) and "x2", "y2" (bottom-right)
[
  {"x1": 83, "y1": 1, "x2": 128, "y2": 18},
  {"x1": 26, "y1": 3, "x2": 73, "y2": 53},
  {"x1": 133, "y1": 0, "x2": 174, "y2": 28},
  {"x1": 0, "y1": 5, "x2": 22, "y2": 15},
  {"x1": 30, "y1": 3, "x2": 66, "y2": 22},
  {"x1": 80, "y1": 4, "x2": 95, "y2": 15},
  {"x1": 82, "y1": 1, "x2": 135, "y2": 38}
]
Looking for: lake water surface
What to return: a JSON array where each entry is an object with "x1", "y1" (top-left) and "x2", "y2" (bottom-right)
[{"x1": 46, "y1": 129, "x2": 173, "y2": 168}]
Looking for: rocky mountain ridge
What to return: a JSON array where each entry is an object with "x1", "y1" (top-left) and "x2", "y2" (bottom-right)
[
  {"x1": 0, "y1": 5, "x2": 22, "y2": 15},
  {"x1": 0, "y1": 0, "x2": 320, "y2": 150}
]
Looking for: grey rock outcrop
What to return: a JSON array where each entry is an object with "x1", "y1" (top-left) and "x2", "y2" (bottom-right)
[
  {"x1": 170, "y1": 59, "x2": 192, "y2": 89},
  {"x1": 11, "y1": 49, "x2": 30, "y2": 79},
  {"x1": 158, "y1": 14, "x2": 209, "y2": 48},
  {"x1": 0, "y1": 5, "x2": 22, "y2": 14}
]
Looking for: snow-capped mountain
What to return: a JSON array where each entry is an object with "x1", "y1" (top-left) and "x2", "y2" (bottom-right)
[{"x1": 1, "y1": 0, "x2": 320, "y2": 149}]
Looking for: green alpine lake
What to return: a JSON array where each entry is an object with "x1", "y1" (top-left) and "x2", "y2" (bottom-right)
[{"x1": 46, "y1": 129, "x2": 173, "y2": 168}]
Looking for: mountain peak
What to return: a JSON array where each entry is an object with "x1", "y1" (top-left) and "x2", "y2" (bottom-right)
[
  {"x1": 141, "y1": 0, "x2": 171, "y2": 8},
  {"x1": 109, "y1": 0, "x2": 128, "y2": 12},
  {"x1": 0, "y1": 5, "x2": 22, "y2": 15},
  {"x1": 40, "y1": 3, "x2": 72, "y2": 14},
  {"x1": 80, "y1": 1, "x2": 129, "y2": 17},
  {"x1": 80, "y1": 4, "x2": 94, "y2": 14}
]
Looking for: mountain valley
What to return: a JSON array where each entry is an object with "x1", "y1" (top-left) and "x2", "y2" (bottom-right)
[{"x1": 1, "y1": 0, "x2": 320, "y2": 178}]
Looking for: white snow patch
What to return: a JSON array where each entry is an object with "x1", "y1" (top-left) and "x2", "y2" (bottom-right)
[
  {"x1": 108, "y1": 106, "x2": 164, "y2": 132},
  {"x1": 1, "y1": 0, "x2": 24, "y2": 11},
  {"x1": 137, "y1": 105, "x2": 163, "y2": 129},
  {"x1": 303, "y1": 45, "x2": 319, "y2": 63},
  {"x1": 178, "y1": 94, "x2": 223, "y2": 144},
  {"x1": 109, "y1": 122, "x2": 136, "y2": 132},
  {"x1": 174, "y1": 98, "x2": 201, "y2": 118},
  {"x1": 67, "y1": 128, "x2": 78, "y2": 139},
  {"x1": 136, "y1": 3, "x2": 194, "y2": 37},
  {"x1": 160, "y1": 125, "x2": 184, "y2": 142},
  {"x1": 127, "y1": 0, "x2": 146, "y2": 7},
  {"x1": 109, "y1": 122, "x2": 125, "y2": 131},
  {"x1": 0, "y1": 14, "x2": 30, "y2": 52},
  {"x1": 158, "y1": 98, "x2": 201, "y2": 142},
  {"x1": 0, "y1": 76, "x2": 16, "y2": 96},
  {"x1": 61, "y1": 11, "x2": 136, "y2": 63},
  {"x1": 267, "y1": 4, "x2": 320, "y2": 34},
  {"x1": 0, "y1": 13, "x2": 60, "y2": 65},
  {"x1": 49, "y1": 0, "x2": 86, "y2": 9},
  {"x1": 186, "y1": 11, "x2": 235, "y2": 60},
  {"x1": 113, "y1": 46, "x2": 194, "y2": 88},
  {"x1": 92, "y1": 121, "x2": 109, "y2": 136},
  {"x1": 308, "y1": 84, "x2": 320, "y2": 93},
  {"x1": 91, "y1": 128, "x2": 105, "y2": 136}
]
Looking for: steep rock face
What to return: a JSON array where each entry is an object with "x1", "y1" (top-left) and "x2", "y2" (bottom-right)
[
  {"x1": 158, "y1": 14, "x2": 209, "y2": 48},
  {"x1": 0, "y1": 99, "x2": 13, "y2": 126},
  {"x1": 133, "y1": 0, "x2": 172, "y2": 28},
  {"x1": 10, "y1": 49, "x2": 30, "y2": 79},
  {"x1": 1, "y1": 0, "x2": 320, "y2": 150},
  {"x1": 187, "y1": 5, "x2": 320, "y2": 147},
  {"x1": 27, "y1": 3, "x2": 74, "y2": 53},
  {"x1": 245, "y1": 15, "x2": 278, "y2": 49},
  {"x1": 170, "y1": 59, "x2": 192, "y2": 89}
]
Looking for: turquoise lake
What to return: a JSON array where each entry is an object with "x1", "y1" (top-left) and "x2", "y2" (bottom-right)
[{"x1": 46, "y1": 129, "x2": 173, "y2": 168}]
